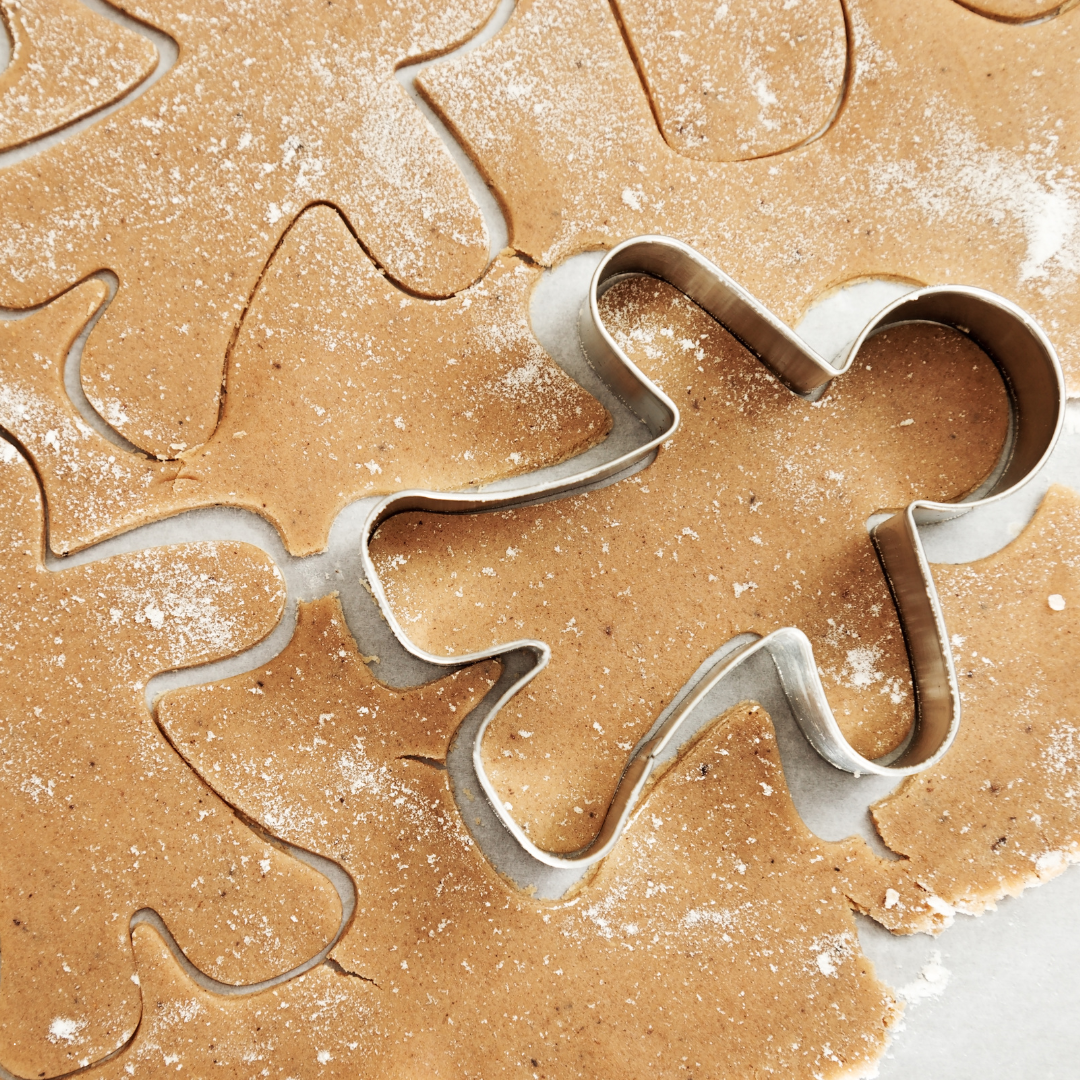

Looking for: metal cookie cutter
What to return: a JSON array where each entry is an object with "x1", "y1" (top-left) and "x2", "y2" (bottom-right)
[{"x1": 362, "y1": 234, "x2": 1064, "y2": 869}]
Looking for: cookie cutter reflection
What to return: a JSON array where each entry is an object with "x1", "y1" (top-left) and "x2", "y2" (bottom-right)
[{"x1": 361, "y1": 234, "x2": 1064, "y2": 869}]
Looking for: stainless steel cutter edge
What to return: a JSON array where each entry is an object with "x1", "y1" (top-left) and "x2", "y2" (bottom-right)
[{"x1": 360, "y1": 234, "x2": 1065, "y2": 869}]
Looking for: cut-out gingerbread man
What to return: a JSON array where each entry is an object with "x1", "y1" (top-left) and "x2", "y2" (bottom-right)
[
  {"x1": 0, "y1": 206, "x2": 609, "y2": 557},
  {"x1": 418, "y1": 0, "x2": 1080, "y2": 389},
  {"x1": 369, "y1": 275, "x2": 1011, "y2": 854},
  {"x1": 0, "y1": 441, "x2": 342, "y2": 1078},
  {"x1": 158, "y1": 593, "x2": 931, "y2": 1080},
  {"x1": 150, "y1": 487, "x2": 1080, "y2": 1077},
  {"x1": 0, "y1": 0, "x2": 500, "y2": 457}
]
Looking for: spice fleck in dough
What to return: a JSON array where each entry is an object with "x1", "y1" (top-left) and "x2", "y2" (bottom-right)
[
  {"x1": 872, "y1": 485, "x2": 1080, "y2": 920},
  {"x1": 370, "y1": 275, "x2": 1009, "y2": 853},
  {"x1": 613, "y1": 0, "x2": 847, "y2": 160},
  {"x1": 0, "y1": 0, "x2": 156, "y2": 150},
  {"x1": 419, "y1": 0, "x2": 1080, "y2": 390},
  {"x1": 0, "y1": 206, "x2": 609, "y2": 557},
  {"x1": 159, "y1": 595, "x2": 912, "y2": 1080},
  {"x1": 83, "y1": 924, "x2": 382, "y2": 1080},
  {"x1": 0, "y1": 0, "x2": 499, "y2": 456},
  {"x1": 0, "y1": 442, "x2": 342, "y2": 1079}
]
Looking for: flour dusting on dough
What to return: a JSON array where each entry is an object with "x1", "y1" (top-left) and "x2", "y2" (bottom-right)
[
  {"x1": 869, "y1": 99, "x2": 1080, "y2": 291},
  {"x1": 1042, "y1": 721, "x2": 1080, "y2": 805}
]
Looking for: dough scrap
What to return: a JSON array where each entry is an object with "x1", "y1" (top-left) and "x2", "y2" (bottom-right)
[
  {"x1": 158, "y1": 594, "x2": 912, "y2": 1080},
  {"x1": 0, "y1": 0, "x2": 499, "y2": 456},
  {"x1": 0, "y1": 206, "x2": 609, "y2": 557},
  {"x1": 612, "y1": 0, "x2": 847, "y2": 160},
  {"x1": 0, "y1": 442, "x2": 342, "y2": 1078},
  {"x1": 871, "y1": 485, "x2": 1080, "y2": 918},
  {"x1": 418, "y1": 0, "x2": 1080, "y2": 390},
  {"x1": 84, "y1": 924, "x2": 382, "y2": 1080},
  {"x1": 0, "y1": 0, "x2": 156, "y2": 150},
  {"x1": 370, "y1": 274, "x2": 1009, "y2": 853}
]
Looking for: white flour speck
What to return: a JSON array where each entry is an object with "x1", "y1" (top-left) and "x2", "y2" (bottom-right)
[
  {"x1": 47, "y1": 1017, "x2": 86, "y2": 1045},
  {"x1": 899, "y1": 951, "x2": 950, "y2": 1004}
]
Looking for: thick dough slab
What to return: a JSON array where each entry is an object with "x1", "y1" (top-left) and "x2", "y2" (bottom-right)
[
  {"x1": 419, "y1": 0, "x2": 1080, "y2": 390},
  {"x1": 872, "y1": 485, "x2": 1080, "y2": 917},
  {"x1": 0, "y1": 207, "x2": 609, "y2": 557},
  {"x1": 159, "y1": 594, "x2": 920, "y2": 1080},
  {"x1": 612, "y1": 0, "x2": 847, "y2": 160},
  {"x1": 370, "y1": 275, "x2": 1008, "y2": 852},
  {"x1": 0, "y1": 442, "x2": 342, "y2": 1078},
  {"x1": 0, "y1": 0, "x2": 498, "y2": 456},
  {"x1": 0, "y1": 0, "x2": 156, "y2": 150}
]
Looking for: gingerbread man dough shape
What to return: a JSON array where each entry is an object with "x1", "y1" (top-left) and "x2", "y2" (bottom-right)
[
  {"x1": 0, "y1": 441, "x2": 342, "y2": 1078},
  {"x1": 367, "y1": 274, "x2": 1013, "y2": 854},
  {"x1": 159, "y1": 594, "x2": 926, "y2": 1080},
  {"x1": 0, "y1": 0, "x2": 499, "y2": 456},
  {"x1": 0, "y1": 206, "x2": 609, "y2": 557}
]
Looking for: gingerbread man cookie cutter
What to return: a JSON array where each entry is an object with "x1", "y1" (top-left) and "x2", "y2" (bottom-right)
[{"x1": 362, "y1": 235, "x2": 1064, "y2": 869}]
